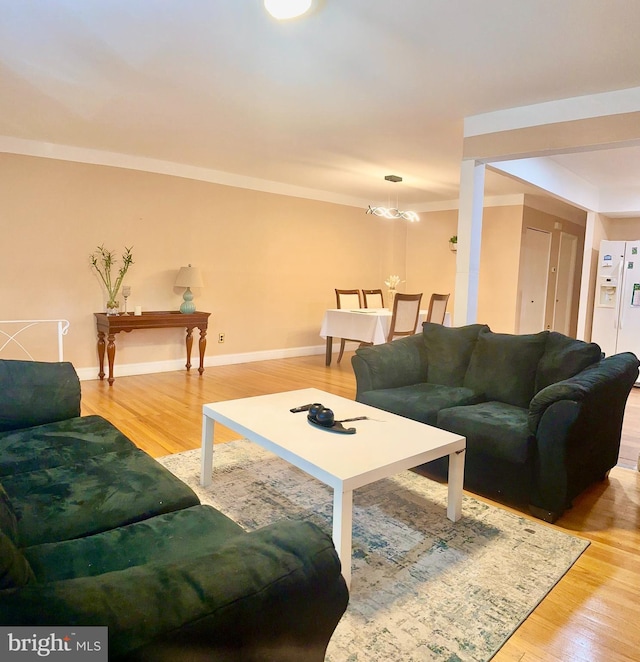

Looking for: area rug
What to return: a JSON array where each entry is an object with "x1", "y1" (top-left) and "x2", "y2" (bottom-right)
[{"x1": 158, "y1": 441, "x2": 589, "y2": 662}]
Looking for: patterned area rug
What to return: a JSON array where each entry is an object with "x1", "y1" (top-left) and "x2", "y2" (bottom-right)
[{"x1": 158, "y1": 440, "x2": 589, "y2": 662}]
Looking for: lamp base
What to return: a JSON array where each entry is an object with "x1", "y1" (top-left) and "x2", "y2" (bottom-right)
[{"x1": 180, "y1": 287, "x2": 196, "y2": 314}]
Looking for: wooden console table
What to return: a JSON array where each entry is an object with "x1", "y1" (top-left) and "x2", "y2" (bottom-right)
[{"x1": 94, "y1": 311, "x2": 211, "y2": 385}]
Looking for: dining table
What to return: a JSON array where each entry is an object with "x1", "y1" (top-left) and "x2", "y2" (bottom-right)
[{"x1": 319, "y1": 308, "x2": 450, "y2": 366}]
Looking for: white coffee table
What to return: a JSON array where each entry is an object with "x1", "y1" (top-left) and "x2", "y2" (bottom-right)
[{"x1": 201, "y1": 388, "x2": 465, "y2": 587}]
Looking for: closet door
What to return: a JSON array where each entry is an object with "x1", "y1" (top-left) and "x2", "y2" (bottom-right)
[
  {"x1": 518, "y1": 227, "x2": 551, "y2": 334},
  {"x1": 552, "y1": 232, "x2": 577, "y2": 335}
]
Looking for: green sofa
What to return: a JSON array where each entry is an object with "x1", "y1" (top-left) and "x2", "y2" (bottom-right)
[
  {"x1": 352, "y1": 323, "x2": 639, "y2": 522},
  {"x1": 0, "y1": 359, "x2": 348, "y2": 661}
]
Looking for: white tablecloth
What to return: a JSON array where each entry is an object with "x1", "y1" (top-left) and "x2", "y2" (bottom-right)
[{"x1": 320, "y1": 308, "x2": 450, "y2": 346}]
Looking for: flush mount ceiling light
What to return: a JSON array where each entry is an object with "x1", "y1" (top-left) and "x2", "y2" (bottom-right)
[
  {"x1": 264, "y1": 0, "x2": 312, "y2": 20},
  {"x1": 366, "y1": 175, "x2": 420, "y2": 223}
]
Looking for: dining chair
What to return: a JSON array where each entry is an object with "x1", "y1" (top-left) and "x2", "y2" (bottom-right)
[
  {"x1": 426, "y1": 293, "x2": 450, "y2": 324},
  {"x1": 387, "y1": 293, "x2": 423, "y2": 342},
  {"x1": 362, "y1": 289, "x2": 384, "y2": 309},
  {"x1": 335, "y1": 289, "x2": 363, "y2": 363}
]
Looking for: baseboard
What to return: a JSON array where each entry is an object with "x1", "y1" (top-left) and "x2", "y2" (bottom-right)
[{"x1": 75, "y1": 342, "x2": 350, "y2": 381}]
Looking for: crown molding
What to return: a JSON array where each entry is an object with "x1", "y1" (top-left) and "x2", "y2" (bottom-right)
[{"x1": 0, "y1": 136, "x2": 372, "y2": 209}]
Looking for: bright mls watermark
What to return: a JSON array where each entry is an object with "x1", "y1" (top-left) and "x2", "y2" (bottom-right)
[{"x1": 0, "y1": 628, "x2": 107, "y2": 660}]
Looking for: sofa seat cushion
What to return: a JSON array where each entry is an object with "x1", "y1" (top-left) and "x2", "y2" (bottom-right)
[
  {"x1": 0, "y1": 483, "x2": 18, "y2": 543},
  {"x1": 437, "y1": 401, "x2": 533, "y2": 465},
  {"x1": 0, "y1": 521, "x2": 345, "y2": 659},
  {"x1": 0, "y1": 531, "x2": 35, "y2": 589},
  {"x1": 464, "y1": 329, "x2": 548, "y2": 408},
  {"x1": 24, "y1": 505, "x2": 244, "y2": 582},
  {"x1": 0, "y1": 415, "x2": 138, "y2": 478},
  {"x1": 358, "y1": 383, "x2": 485, "y2": 426},
  {"x1": 2, "y1": 449, "x2": 200, "y2": 547},
  {"x1": 422, "y1": 322, "x2": 489, "y2": 386}
]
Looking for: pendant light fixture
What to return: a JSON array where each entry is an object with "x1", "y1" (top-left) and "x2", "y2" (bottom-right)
[
  {"x1": 366, "y1": 175, "x2": 419, "y2": 223},
  {"x1": 264, "y1": 0, "x2": 312, "y2": 20}
]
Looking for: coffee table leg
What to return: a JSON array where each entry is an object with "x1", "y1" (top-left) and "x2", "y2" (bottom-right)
[
  {"x1": 447, "y1": 448, "x2": 465, "y2": 521},
  {"x1": 201, "y1": 414, "x2": 215, "y2": 487},
  {"x1": 332, "y1": 486, "x2": 353, "y2": 587}
]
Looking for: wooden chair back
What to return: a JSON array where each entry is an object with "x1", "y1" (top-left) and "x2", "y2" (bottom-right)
[
  {"x1": 362, "y1": 289, "x2": 384, "y2": 308},
  {"x1": 387, "y1": 293, "x2": 423, "y2": 341},
  {"x1": 427, "y1": 293, "x2": 450, "y2": 324},
  {"x1": 335, "y1": 289, "x2": 362, "y2": 309}
]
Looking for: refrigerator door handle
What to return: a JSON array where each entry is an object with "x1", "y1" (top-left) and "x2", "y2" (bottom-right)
[{"x1": 614, "y1": 258, "x2": 624, "y2": 329}]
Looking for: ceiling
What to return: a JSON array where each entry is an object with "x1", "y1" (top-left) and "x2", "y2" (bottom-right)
[{"x1": 2, "y1": 0, "x2": 640, "y2": 214}]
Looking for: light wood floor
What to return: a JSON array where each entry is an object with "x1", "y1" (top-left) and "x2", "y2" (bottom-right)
[{"x1": 81, "y1": 354, "x2": 640, "y2": 662}]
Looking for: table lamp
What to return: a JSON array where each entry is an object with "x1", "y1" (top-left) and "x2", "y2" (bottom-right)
[{"x1": 175, "y1": 265, "x2": 204, "y2": 314}]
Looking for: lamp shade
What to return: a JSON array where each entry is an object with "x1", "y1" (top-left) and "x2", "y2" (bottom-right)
[{"x1": 175, "y1": 265, "x2": 204, "y2": 288}]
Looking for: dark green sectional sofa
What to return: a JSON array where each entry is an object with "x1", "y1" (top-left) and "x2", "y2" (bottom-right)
[
  {"x1": 352, "y1": 323, "x2": 639, "y2": 522},
  {"x1": 0, "y1": 359, "x2": 348, "y2": 661}
]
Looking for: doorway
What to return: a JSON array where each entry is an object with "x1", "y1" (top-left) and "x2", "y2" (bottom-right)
[{"x1": 518, "y1": 227, "x2": 551, "y2": 334}]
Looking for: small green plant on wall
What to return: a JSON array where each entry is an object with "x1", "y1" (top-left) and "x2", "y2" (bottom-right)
[
  {"x1": 449, "y1": 235, "x2": 457, "y2": 251},
  {"x1": 90, "y1": 245, "x2": 134, "y2": 313}
]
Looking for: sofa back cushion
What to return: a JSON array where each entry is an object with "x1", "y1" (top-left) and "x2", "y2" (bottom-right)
[
  {"x1": 0, "y1": 531, "x2": 35, "y2": 588},
  {"x1": 535, "y1": 332, "x2": 602, "y2": 392},
  {"x1": 463, "y1": 329, "x2": 549, "y2": 408},
  {"x1": 422, "y1": 323, "x2": 490, "y2": 387},
  {"x1": 0, "y1": 360, "x2": 81, "y2": 433}
]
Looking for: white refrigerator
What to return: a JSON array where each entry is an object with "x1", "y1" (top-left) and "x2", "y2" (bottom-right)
[{"x1": 591, "y1": 240, "x2": 640, "y2": 368}]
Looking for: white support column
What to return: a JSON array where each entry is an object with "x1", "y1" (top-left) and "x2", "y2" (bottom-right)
[
  {"x1": 454, "y1": 160, "x2": 485, "y2": 326},
  {"x1": 577, "y1": 211, "x2": 597, "y2": 341}
]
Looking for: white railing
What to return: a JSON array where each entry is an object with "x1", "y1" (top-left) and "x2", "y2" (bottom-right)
[{"x1": 0, "y1": 319, "x2": 70, "y2": 361}]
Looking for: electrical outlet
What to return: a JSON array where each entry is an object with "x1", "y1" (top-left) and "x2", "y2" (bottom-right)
[{"x1": 218, "y1": 333, "x2": 225, "y2": 343}]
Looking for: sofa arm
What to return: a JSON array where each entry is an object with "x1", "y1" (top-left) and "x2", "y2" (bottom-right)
[
  {"x1": 528, "y1": 381, "x2": 587, "y2": 434},
  {"x1": 0, "y1": 360, "x2": 81, "y2": 433},
  {"x1": 528, "y1": 352, "x2": 639, "y2": 517},
  {"x1": 0, "y1": 520, "x2": 349, "y2": 661},
  {"x1": 351, "y1": 334, "x2": 428, "y2": 397},
  {"x1": 529, "y1": 399, "x2": 582, "y2": 516},
  {"x1": 528, "y1": 352, "x2": 639, "y2": 434}
]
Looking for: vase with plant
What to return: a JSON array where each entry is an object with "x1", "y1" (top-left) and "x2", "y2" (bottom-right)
[
  {"x1": 90, "y1": 245, "x2": 134, "y2": 315},
  {"x1": 449, "y1": 235, "x2": 458, "y2": 252},
  {"x1": 384, "y1": 274, "x2": 405, "y2": 309}
]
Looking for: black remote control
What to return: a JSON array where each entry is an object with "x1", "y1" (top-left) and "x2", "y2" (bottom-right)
[{"x1": 290, "y1": 403, "x2": 313, "y2": 413}]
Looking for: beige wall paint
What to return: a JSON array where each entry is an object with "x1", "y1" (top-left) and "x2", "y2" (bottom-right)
[
  {"x1": 3, "y1": 152, "x2": 582, "y2": 374},
  {"x1": 404, "y1": 205, "x2": 528, "y2": 333},
  {"x1": 605, "y1": 217, "x2": 640, "y2": 241},
  {"x1": 477, "y1": 206, "x2": 524, "y2": 333},
  {"x1": 404, "y1": 209, "x2": 458, "y2": 309},
  {"x1": 1, "y1": 153, "x2": 390, "y2": 370}
]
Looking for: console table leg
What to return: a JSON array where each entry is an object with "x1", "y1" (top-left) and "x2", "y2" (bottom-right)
[
  {"x1": 198, "y1": 328, "x2": 207, "y2": 375},
  {"x1": 106, "y1": 333, "x2": 116, "y2": 386},
  {"x1": 97, "y1": 331, "x2": 106, "y2": 380},
  {"x1": 185, "y1": 328, "x2": 194, "y2": 371}
]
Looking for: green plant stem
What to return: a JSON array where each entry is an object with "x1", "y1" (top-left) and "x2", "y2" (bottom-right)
[{"x1": 90, "y1": 245, "x2": 133, "y2": 303}]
